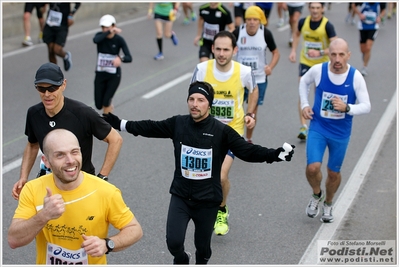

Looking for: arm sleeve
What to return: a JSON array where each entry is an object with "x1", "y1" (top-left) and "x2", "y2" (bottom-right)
[
  {"x1": 264, "y1": 28, "x2": 277, "y2": 52},
  {"x1": 119, "y1": 37, "x2": 132, "y2": 63},
  {"x1": 93, "y1": 31, "x2": 110, "y2": 43},
  {"x1": 190, "y1": 66, "x2": 203, "y2": 83},
  {"x1": 241, "y1": 65, "x2": 257, "y2": 92},
  {"x1": 297, "y1": 18, "x2": 305, "y2": 32},
  {"x1": 25, "y1": 108, "x2": 38, "y2": 144},
  {"x1": 349, "y1": 71, "x2": 371, "y2": 115},
  {"x1": 71, "y1": 3, "x2": 81, "y2": 14},
  {"x1": 232, "y1": 27, "x2": 239, "y2": 40},
  {"x1": 325, "y1": 21, "x2": 337, "y2": 39},
  {"x1": 13, "y1": 183, "x2": 39, "y2": 219},
  {"x1": 225, "y1": 126, "x2": 277, "y2": 163},
  {"x1": 125, "y1": 116, "x2": 176, "y2": 139},
  {"x1": 299, "y1": 64, "x2": 322, "y2": 110},
  {"x1": 84, "y1": 106, "x2": 112, "y2": 140},
  {"x1": 108, "y1": 188, "x2": 134, "y2": 230}
]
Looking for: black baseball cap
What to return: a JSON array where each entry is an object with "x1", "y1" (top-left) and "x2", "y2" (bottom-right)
[{"x1": 34, "y1": 62, "x2": 64, "y2": 86}]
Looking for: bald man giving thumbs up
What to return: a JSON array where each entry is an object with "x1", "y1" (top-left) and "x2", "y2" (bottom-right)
[{"x1": 8, "y1": 129, "x2": 143, "y2": 265}]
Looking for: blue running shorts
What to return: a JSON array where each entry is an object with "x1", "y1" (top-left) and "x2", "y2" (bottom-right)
[{"x1": 306, "y1": 130, "x2": 350, "y2": 172}]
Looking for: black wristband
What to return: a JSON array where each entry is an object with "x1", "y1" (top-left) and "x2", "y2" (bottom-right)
[{"x1": 97, "y1": 173, "x2": 108, "y2": 181}]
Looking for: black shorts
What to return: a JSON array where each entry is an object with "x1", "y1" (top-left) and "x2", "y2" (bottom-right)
[
  {"x1": 288, "y1": 6, "x2": 303, "y2": 16},
  {"x1": 234, "y1": 6, "x2": 245, "y2": 18},
  {"x1": 257, "y1": 7, "x2": 272, "y2": 19},
  {"x1": 299, "y1": 63, "x2": 312, "y2": 77},
  {"x1": 24, "y1": 3, "x2": 46, "y2": 18},
  {"x1": 154, "y1": 13, "x2": 172, "y2": 22},
  {"x1": 43, "y1": 25, "x2": 68, "y2": 47},
  {"x1": 199, "y1": 40, "x2": 213, "y2": 59},
  {"x1": 359, "y1": 30, "x2": 378, "y2": 43}
]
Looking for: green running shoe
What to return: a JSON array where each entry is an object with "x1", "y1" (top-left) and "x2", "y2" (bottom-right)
[{"x1": 214, "y1": 205, "x2": 229, "y2": 235}]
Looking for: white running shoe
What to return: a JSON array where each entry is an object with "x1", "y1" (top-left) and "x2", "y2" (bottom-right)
[
  {"x1": 306, "y1": 190, "x2": 325, "y2": 218},
  {"x1": 320, "y1": 202, "x2": 334, "y2": 223},
  {"x1": 22, "y1": 36, "x2": 33, "y2": 46}
]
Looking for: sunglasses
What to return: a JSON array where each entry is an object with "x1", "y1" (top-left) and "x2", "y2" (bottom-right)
[{"x1": 35, "y1": 84, "x2": 61, "y2": 93}]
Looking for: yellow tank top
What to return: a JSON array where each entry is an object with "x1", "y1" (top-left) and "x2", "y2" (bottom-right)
[
  {"x1": 300, "y1": 16, "x2": 330, "y2": 66},
  {"x1": 205, "y1": 60, "x2": 245, "y2": 135}
]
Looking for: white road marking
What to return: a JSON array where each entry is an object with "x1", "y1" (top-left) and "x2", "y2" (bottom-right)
[{"x1": 142, "y1": 73, "x2": 192, "y2": 99}]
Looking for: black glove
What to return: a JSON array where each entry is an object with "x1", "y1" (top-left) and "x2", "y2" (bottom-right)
[
  {"x1": 103, "y1": 113, "x2": 121, "y2": 131},
  {"x1": 274, "y1": 145, "x2": 295, "y2": 162}
]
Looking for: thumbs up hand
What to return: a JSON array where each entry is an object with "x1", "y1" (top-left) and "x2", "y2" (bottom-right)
[{"x1": 43, "y1": 187, "x2": 65, "y2": 220}]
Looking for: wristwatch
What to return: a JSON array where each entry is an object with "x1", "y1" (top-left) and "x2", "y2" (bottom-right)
[
  {"x1": 104, "y1": 238, "x2": 115, "y2": 254},
  {"x1": 245, "y1": 113, "x2": 256, "y2": 119},
  {"x1": 97, "y1": 173, "x2": 108, "y2": 181},
  {"x1": 345, "y1": 104, "x2": 351, "y2": 113},
  {"x1": 320, "y1": 50, "x2": 325, "y2": 56}
]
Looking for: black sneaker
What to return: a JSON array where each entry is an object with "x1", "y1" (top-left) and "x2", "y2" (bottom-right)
[
  {"x1": 173, "y1": 251, "x2": 191, "y2": 264},
  {"x1": 64, "y1": 51, "x2": 72, "y2": 71}
]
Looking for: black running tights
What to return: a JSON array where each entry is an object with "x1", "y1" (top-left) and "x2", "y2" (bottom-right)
[{"x1": 166, "y1": 195, "x2": 219, "y2": 264}]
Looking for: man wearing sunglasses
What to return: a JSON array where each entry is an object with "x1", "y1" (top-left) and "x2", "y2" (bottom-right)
[{"x1": 12, "y1": 62, "x2": 123, "y2": 201}]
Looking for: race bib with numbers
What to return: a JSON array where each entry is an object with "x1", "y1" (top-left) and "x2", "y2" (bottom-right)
[
  {"x1": 203, "y1": 23, "x2": 219, "y2": 40},
  {"x1": 46, "y1": 242, "x2": 88, "y2": 265},
  {"x1": 97, "y1": 53, "x2": 117, "y2": 74},
  {"x1": 46, "y1": 10, "x2": 63, "y2": 27},
  {"x1": 320, "y1": 92, "x2": 347, "y2": 119},
  {"x1": 363, "y1": 11, "x2": 377, "y2": 24},
  {"x1": 304, "y1": 41, "x2": 323, "y2": 59},
  {"x1": 181, "y1": 145, "x2": 212, "y2": 180},
  {"x1": 238, "y1": 55, "x2": 261, "y2": 75},
  {"x1": 210, "y1": 98, "x2": 235, "y2": 124}
]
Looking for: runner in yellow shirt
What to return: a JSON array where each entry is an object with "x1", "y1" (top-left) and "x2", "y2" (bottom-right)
[
  {"x1": 190, "y1": 30, "x2": 258, "y2": 235},
  {"x1": 8, "y1": 129, "x2": 143, "y2": 264}
]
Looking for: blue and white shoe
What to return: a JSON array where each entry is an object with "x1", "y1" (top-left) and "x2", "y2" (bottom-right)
[
  {"x1": 154, "y1": 52, "x2": 164, "y2": 60},
  {"x1": 63, "y1": 51, "x2": 72, "y2": 71},
  {"x1": 171, "y1": 31, "x2": 178, "y2": 46},
  {"x1": 191, "y1": 11, "x2": 197, "y2": 21}
]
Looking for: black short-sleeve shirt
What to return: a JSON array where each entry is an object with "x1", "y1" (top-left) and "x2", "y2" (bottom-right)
[{"x1": 25, "y1": 97, "x2": 111, "y2": 174}]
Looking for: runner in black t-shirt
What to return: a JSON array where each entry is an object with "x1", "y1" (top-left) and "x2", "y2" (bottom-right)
[
  {"x1": 193, "y1": 3, "x2": 234, "y2": 62},
  {"x1": 42, "y1": 3, "x2": 81, "y2": 71},
  {"x1": 12, "y1": 62, "x2": 123, "y2": 201}
]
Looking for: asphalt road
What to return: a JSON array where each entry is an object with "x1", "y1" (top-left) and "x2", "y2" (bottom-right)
[{"x1": 2, "y1": 3, "x2": 397, "y2": 266}]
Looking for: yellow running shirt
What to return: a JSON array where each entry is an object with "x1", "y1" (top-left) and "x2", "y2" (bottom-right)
[
  {"x1": 13, "y1": 172, "x2": 134, "y2": 264},
  {"x1": 300, "y1": 16, "x2": 330, "y2": 67},
  {"x1": 192, "y1": 59, "x2": 255, "y2": 136}
]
